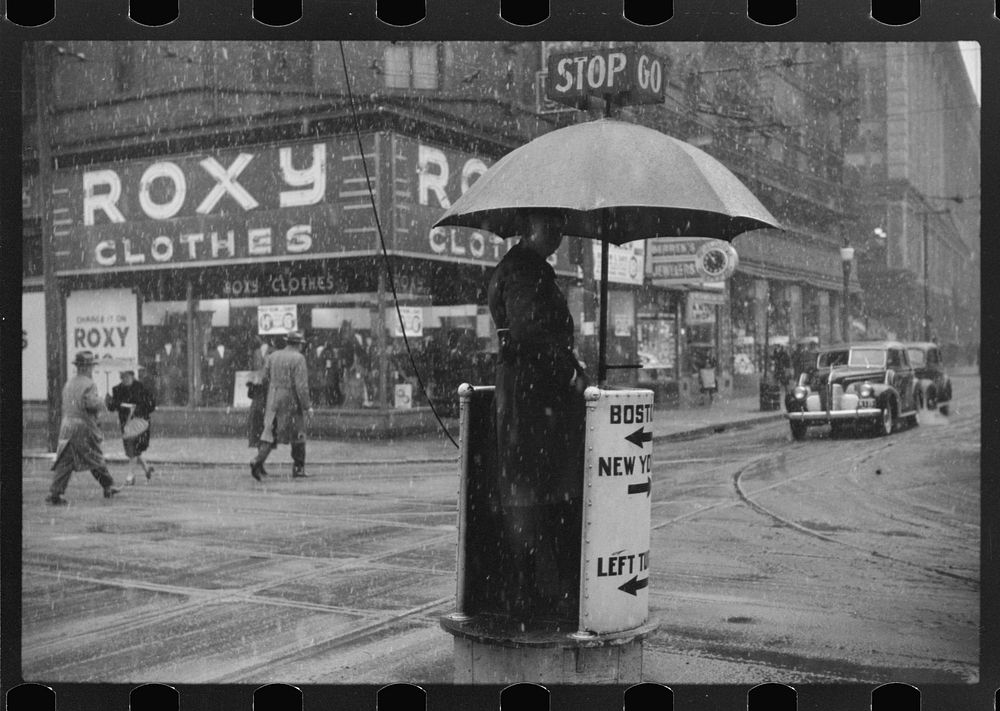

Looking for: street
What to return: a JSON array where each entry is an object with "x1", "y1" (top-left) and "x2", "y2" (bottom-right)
[{"x1": 21, "y1": 376, "x2": 979, "y2": 685}]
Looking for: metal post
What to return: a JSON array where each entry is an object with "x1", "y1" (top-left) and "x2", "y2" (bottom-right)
[
  {"x1": 842, "y1": 259, "x2": 852, "y2": 345},
  {"x1": 922, "y1": 211, "x2": 930, "y2": 341},
  {"x1": 186, "y1": 279, "x2": 197, "y2": 409},
  {"x1": 376, "y1": 268, "x2": 388, "y2": 408},
  {"x1": 598, "y1": 239, "x2": 610, "y2": 384}
]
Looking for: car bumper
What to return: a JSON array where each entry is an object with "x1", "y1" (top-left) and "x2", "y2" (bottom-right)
[{"x1": 786, "y1": 408, "x2": 882, "y2": 424}]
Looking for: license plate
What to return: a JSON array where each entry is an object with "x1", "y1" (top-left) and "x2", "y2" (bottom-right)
[{"x1": 859, "y1": 398, "x2": 875, "y2": 408}]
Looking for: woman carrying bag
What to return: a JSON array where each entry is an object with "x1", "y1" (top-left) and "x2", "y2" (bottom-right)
[{"x1": 106, "y1": 369, "x2": 156, "y2": 485}]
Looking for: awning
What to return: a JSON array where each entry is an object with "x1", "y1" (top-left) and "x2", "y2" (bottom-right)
[{"x1": 732, "y1": 229, "x2": 862, "y2": 293}]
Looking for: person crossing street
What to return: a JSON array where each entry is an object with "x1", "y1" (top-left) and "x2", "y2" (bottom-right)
[
  {"x1": 106, "y1": 368, "x2": 157, "y2": 485},
  {"x1": 250, "y1": 330, "x2": 314, "y2": 481},
  {"x1": 46, "y1": 351, "x2": 121, "y2": 505}
]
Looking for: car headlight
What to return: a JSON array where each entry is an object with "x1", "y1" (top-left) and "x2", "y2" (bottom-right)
[
  {"x1": 859, "y1": 383, "x2": 873, "y2": 398},
  {"x1": 793, "y1": 386, "x2": 808, "y2": 400}
]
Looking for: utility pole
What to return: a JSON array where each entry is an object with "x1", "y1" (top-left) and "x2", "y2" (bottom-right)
[
  {"x1": 35, "y1": 42, "x2": 86, "y2": 450},
  {"x1": 34, "y1": 44, "x2": 63, "y2": 452}
]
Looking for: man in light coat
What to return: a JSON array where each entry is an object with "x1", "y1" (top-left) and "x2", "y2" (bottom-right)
[
  {"x1": 47, "y1": 351, "x2": 121, "y2": 505},
  {"x1": 251, "y1": 330, "x2": 314, "y2": 480}
]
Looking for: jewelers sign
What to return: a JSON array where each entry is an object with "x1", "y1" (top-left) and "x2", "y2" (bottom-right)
[{"x1": 579, "y1": 387, "x2": 654, "y2": 634}]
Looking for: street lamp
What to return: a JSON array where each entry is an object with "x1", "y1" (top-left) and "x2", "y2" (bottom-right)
[{"x1": 840, "y1": 240, "x2": 854, "y2": 345}]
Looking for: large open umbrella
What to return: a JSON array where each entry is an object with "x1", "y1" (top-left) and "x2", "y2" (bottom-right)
[{"x1": 433, "y1": 119, "x2": 781, "y2": 382}]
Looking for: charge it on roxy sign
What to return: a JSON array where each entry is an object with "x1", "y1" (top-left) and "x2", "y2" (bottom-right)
[{"x1": 545, "y1": 47, "x2": 666, "y2": 109}]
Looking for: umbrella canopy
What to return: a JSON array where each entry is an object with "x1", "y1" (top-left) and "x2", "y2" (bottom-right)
[{"x1": 434, "y1": 119, "x2": 781, "y2": 243}]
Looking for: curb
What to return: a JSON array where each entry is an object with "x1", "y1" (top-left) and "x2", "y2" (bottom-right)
[
  {"x1": 653, "y1": 413, "x2": 786, "y2": 443},
  {"x1": 22, "y1": 412, "x2": 787, "y2": 467}
]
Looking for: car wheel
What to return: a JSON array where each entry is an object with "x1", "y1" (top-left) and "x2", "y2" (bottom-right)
[
  {"x1": 906, "y1": 407, "x2": 919, "y2": 428},
  {"x1": 790, "y1": 421, "x2": 808, "y2": 441},
  {"x1": 925, "y1": 387, "x2": 937, "y2": 411},
  {"x1": 939, "y1": 403, "x2": 950, "y2": 416},
  {"x1": 875, "y1": 402, "x2": 894, "y2": 436}
]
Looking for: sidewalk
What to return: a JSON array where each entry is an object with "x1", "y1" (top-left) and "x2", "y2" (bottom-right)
[{"x1": 22, "y1": 392, "x2": 784, "y2": 467}]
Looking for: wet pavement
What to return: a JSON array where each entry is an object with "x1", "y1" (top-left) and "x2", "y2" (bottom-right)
[
  {"x1": 19, "y1": 371, "x2": 979, "y2": 685},
  {"x1": 22, "y1": 391, "x2": 788, "y2": 467}
]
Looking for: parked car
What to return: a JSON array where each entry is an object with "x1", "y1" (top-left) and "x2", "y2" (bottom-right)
[
  {"x1": 904, "y1": 341, "x2": 952, "y2": 415},
  {"x1": 784, "y1": 340, "x2": 920, "y2": 440}
]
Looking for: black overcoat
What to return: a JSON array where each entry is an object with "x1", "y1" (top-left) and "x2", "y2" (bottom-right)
[
  {"x1": 487, "y1": 242, "x2": 585, "y2": 507},
  {"x1": 107, "y1": 379, "x2": 156, "y2": 456}
]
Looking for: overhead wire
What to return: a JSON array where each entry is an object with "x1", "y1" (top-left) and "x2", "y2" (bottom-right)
[{"x1": 337, "y1": 41, "x2": 460, "y2": 449}]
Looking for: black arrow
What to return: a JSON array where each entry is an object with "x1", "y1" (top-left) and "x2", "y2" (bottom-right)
[
  {"x1": 618, "y1": 575, "x2": 649, "y2": 596},
  {"x1": 627, "y1": 477, "x2": 651, "y2": 497},
  {"x1": 625, "y1": 427, "x2": 652, "y2": 448}
]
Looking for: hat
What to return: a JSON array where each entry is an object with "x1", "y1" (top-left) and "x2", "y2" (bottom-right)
[
  {"x1": 73, "y1": 351, "x2": 97, "y2": 367},
  {"x1": 285, "y1": 330, "x2": 305, "y2": 344},
  {"x1": 120, "y1": 369, "x2": 136, "y2": 377}
]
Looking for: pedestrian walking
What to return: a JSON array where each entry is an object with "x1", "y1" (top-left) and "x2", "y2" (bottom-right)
[
  {"x1": 488, "y1": 210, "x2": 587, "y2": 624},
  {"x1": 250, "y1": 330, "x2": 314, "y2": 481},
  {"x1": 246, "y1": 337, "x2": 271, "y2": 450},
  {"x1": 46, "y1": 351, "x2": 121, "y2": 505},
  {"x1": 105, "y1": 368, "x2": 156, "y2": 485}
]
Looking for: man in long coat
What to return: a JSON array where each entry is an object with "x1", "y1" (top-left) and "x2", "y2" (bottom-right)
[
  {"x1": 250, "y1": 330, "x2": 314, "y2": 480},
  {"x1": 47, "y1": 351, "x2": 121, "y2": 505},
  {"x1": 487, "y1": 211, "x2": 586, "y2": 623}
]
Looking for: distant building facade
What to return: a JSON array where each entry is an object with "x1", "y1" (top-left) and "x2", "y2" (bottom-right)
[{"x1": 22, "y1": 40, "x2": 979, "y2": 423}]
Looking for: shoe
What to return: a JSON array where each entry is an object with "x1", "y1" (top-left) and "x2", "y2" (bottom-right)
[
  {"x1": 103, "y1": 487, "x2": 121, "y2": 499},
  {"x1": 45, "y1": 495, "x2": 68, "y2": 506},
  {"x1": 250, "y1": 463, "x2": 267, "y2": 482},
  {"x1": 145, "y1": 466, "x2": 155, "y2": 481},
  {"x1": 125, "y1": 474, "x2": 135, "y2": 486},
  {"x1": 292, "y1": 467, "x2": 308, "y2": 478}
]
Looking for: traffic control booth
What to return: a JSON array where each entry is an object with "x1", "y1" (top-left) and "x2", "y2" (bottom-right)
[{"x1": 440, "y1": 383, "x2": 658, "y2": 684}]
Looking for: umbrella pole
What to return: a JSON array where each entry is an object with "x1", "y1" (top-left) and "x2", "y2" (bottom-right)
[{"x1": 598, "y1": 238, "x2": 610, "y2": 385}]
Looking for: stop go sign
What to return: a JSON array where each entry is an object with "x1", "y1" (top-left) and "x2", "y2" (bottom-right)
[{"x1": 546, "y1": 47, "x2": 666, "y2": 108}]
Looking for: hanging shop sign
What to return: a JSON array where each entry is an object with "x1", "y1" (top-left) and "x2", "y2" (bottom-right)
[
  {"x1": 22, "y1": 291, "x2": 47, "y2": 400},
  {"x1": 591, "y1": 241, "x2": 645, "y2": 285},
  {"x1": 257, "y1": 304, "x2": 298, "y2": 336},
  {"x1": 545, "y1": 47, "x2": 666, "y2": 108},
  {"x1": 390, "y1": 135, "x2": 576, "y2": 276},
  {"x1": 52, "y1": 135, "x2": 381, "y2": 273},
  {"x1": 648, "y1": 238, "x2": 739, "y2": 286},
  {"x1": 389, "y1": 306, "x2": 425, "y2": 338},
  {"x1": 686, "y1": 290, "x2": 726, "y2": 325},
  {"x1": 65, "y1": 288, "x2": 139, "y2": 394}
]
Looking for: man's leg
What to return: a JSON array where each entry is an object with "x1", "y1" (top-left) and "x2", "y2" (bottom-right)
[
  {"x1": 291, "y1": 440, "x2": 307, "y2": 478},
  {"x1": 47, "y1": 465, "x2": 73, "y2": 504},
  {"x1": 90, "y1": 466, "x2": 120, "y2": 498},
  {"x1": 251, "y1": 441, "x2": 273, "y2": 481}
]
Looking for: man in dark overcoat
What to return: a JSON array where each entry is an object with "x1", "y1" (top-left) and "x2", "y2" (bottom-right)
[
  {"x1": 250, "y1": 330, "x2": 314, "y2": 480},
  {"x1": 106, "y1": 368, "x2": 156, "y2": 485},
  {"x1": 487, "y1": 211, "x2": 586, "y2": 623},
  {"x1": 47, "y1": 351, "x2": 121, "y2": 505}
]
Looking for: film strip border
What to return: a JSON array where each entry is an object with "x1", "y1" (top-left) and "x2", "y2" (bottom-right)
[
  {"x1": 1, "y1": 2, "x2": 994, "y2": 711},
  {"x1": 6, "y1": 679, "x2": 994, "y2": 708},
  {"x1": 0, "y1": 0, "x2": 992, "y2": 30}
]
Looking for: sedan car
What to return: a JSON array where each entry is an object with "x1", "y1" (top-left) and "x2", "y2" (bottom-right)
[
  {"x1": 904, "y1": 341, "x2": 952, "y2": 415},
  {"x1": 785, "y1": 340, "x2": 920, "y2": 440}
]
